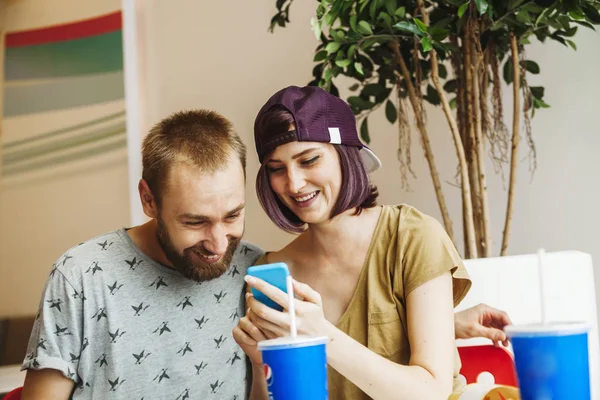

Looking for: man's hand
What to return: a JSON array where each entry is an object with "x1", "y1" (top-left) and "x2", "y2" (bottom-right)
[{"x1": 455, "y1": 303, "x2": 512, "y2": 346}]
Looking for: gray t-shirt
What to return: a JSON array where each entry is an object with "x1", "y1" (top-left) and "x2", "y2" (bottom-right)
[{"x1": 22, "y1": 229, "x2": 264, "y2": 399}]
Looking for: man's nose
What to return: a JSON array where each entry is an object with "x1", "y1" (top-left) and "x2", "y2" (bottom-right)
[{"x1": 203, "y1": 224, "x2": 228, "y2": 255}]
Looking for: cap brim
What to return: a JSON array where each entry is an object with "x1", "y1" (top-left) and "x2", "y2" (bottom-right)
[{"x1": 360, "y1": 147, "x2": 382, "y2": 173}]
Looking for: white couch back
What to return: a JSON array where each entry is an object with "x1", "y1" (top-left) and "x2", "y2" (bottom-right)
[{"x1": 456, "y1": 251, "x2": 599, "y2": 399}]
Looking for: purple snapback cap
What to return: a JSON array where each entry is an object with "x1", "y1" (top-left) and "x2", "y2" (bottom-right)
[{"x1": 254, "y1": 85, "x2": 382, "y2": 173}]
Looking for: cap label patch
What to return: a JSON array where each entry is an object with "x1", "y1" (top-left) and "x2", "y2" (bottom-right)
[{"x1": 328, "y1": 127, "x2": 341, "y2": 144}]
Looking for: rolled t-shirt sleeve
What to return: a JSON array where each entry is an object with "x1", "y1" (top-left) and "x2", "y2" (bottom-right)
[
  {"x1": 22, "y1": 266, "x2": 83, "y2": 383},
  {"x1": 399, "y1": 207, "x2": 471, "y2": 307}
]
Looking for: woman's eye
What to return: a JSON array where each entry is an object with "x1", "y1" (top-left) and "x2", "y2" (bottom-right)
[
  {"x1": 302, "y1": 156, "x2": 319, "y2": 166},
  {"x1": 267, "y1": 166, "x2": 284, "y2": 173}
]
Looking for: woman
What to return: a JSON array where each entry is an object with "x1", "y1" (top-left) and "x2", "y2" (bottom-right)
[{"x1": 235, "y1": 85, "x2": 472, "y2": 399}]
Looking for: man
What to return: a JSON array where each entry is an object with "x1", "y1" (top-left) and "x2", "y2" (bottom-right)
[
  {"x1": 21, "y1": 110, "x2": 511, "y2": 399},
  {"x1": 21, "y1": 110, "x2": 262, "y2": 399}
]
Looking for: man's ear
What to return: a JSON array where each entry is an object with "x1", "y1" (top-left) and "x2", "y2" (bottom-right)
[{"x1": 139, "y1": 179, "x2": 158, "y2": 219}]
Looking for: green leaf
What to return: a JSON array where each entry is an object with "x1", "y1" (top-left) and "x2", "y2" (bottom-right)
[
  {"x1": 534, "y1": 98, "x2": 551, "y2": 108},
  {"x1": 359, "y1": 37, "x2": 381, "y2": 50},
  {"x1": 573, "y1": 20, "x2": 596, "y2": 31},
  {"x1": 458, "y1": 2, "x2": 469, "y2": 18},
  {"x1": 349, "y1": 83, "x2": 360, "y2": 92},
  {"x1": 395, "y1": 6, "x2": 406, "y2": 18},
  {"x1": 362, "y1": 83, "x2": 386, "y2": 96},
  {"x1": 379, "y1": 12, "x2": 393, "y2": 29},
  {"x1": 347, "y1": 44, "x2": 357, "y2": 58},
  {"x1": 438, "y1": 64, "x2": 448, "y2": 79},
  {"x1": 348, "y1": 96, "x2": 374, "y2": 110},
  {"x1": 529, "y1": 86, "x2": 544, "y2": 99},
  {"x1": 332, "y1": 29, "x2": 346, "y2": 42},
  {"x1": 350, "y1": 14, "x2": 358, "y2": 32},
  {"x1": 449, "y1": 97, "x2": 457, "y2": 110},
  {"x1": 369, "y1": 0, "x2": 378, "y2": 21},
  {"x1": 523, "y1": 4, "x2": 544, "y2": 13},
  {"x1": 582, "y1": 4, "x2": 600, "y2": 24},
  {"x1": 385, "y1": 0, "x2": 397, "y2": 16},
  {"x1": 524, "y1": 60, "x2": 540, "y2": 74},
  {"x1": 556, "y1": 26, "x2": 578, "y2": 37},
  {"x1": 360, "y1": 118, "x2": 371, "y2": 143},
  {"x1": 335, "y1": 59, "x2": 352, "y2": 68},
  {"x1": 393, "y1": 21, "x2": 423, "y2": 36},
  {"x1": 421, "y1": 37, "x2": 433, "y2": 52},
  {"x1": 413, "y1": 18, "x2": 428, "y2": 33},
  {"x1": 354, "y1": 62, "x2": 365, "y2": 75},
  {"x1": 520, "y1": 37, "x2": 531, "y2": 45},
  {"x1": 424, "y1": 85, "x2": 441, "y2": 105},
  {"x1": 516, "y1": 10, "x2": 531, "y2": 24},
  {"x1": 503, "y1": 59, "x2": 514, "y2": 84},
  {"x1": 325, "y1": 42, "x2": 341, "y2": 54},
  {"x1": 566, "y1": 39, "x2": 577, "y2": 50},
  {"x1": 311, "y1": 18, "x2": 322, "y2": 40},
  {"x1": 314, "y1": 50, "x2": 328, "y2": 62},
  {"x1": 474, "y1": 0, "x2": 488, "y2": 15},
  {"x1": 444, "y1": 79, "x2": 457, "y2": 93},
  {"x1": 429, "y1": 27, "x2": 450, "y2": 41},
  {"x1": 385, "y1": 100, "x2": 398, "y2": 123},
  {"x1": 358, "y1": 20, "x2": 374, "y2": 35}
]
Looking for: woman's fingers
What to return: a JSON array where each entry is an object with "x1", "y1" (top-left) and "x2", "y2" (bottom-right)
[
  {"x1": 247, "y1": 294, "x2": 289, "y2": 325},
  {"x1": 247, "y1": 307, "x2": 289, "y2": 337},
  {"x1": 232, "y1": 324, "x2": 257, "y2": 346},
  {"x1": 238, "y1": 315, "x2": 268, "y2": 342},
  {"x1": 244, "y1": 276, "x2": 289, "y2": 309},
  {"x1": 292, "y1": 279, "x2": 322, "y2": 306}
]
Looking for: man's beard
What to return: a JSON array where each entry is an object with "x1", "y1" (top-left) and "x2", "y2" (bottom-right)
[{"x1": 156, "y1": 216, "x2": 241, "y2": 282}]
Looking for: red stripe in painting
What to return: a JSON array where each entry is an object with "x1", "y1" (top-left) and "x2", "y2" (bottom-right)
[{"x1": 6, "y1": 11, "x2": 122, "y2": 48}]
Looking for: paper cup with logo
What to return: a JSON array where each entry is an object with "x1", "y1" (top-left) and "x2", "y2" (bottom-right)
[
  {"x1": 505, "y1": 322, "x2": 590, "y2": 400},
  {"x1": 258, "y1": 335, "x2": 328, "y2": 400}
]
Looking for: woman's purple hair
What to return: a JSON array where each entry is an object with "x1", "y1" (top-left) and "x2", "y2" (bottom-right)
[{"x1": 255, "y1": 106, "x2": 378, "y2": 233}]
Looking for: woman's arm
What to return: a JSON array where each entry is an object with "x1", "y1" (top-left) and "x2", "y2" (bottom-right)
[
  {"x1": 324, "y1": 273, "x2": 455, "y2": 400},
  {"x1": 232, "y1": 305, "x2": 271, "y2": 400},
  {"x1": 245, "y1": 273, "x2": 455, "y2": 400}
]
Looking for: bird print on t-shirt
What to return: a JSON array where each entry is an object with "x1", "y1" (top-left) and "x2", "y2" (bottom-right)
[{"x1": 29, "y1": 239, "x2": 259, "y2": 398}]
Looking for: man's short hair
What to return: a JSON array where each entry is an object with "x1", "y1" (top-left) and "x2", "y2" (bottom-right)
[{"x1": 142, "y1": 110, "x2": 246, "y2": 203}]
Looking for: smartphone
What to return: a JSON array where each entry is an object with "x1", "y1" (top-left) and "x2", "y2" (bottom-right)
[{"x1": 246, "y1": 262, "x2": 289, "y2": 311}]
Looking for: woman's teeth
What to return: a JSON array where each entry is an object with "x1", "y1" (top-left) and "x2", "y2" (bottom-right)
[{"x1": 293, "y1": 192, "x2": 318, "y2": 202}]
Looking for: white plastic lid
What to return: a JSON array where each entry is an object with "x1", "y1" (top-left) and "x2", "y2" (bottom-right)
[
  {"x1": 505, "y1": 322, "x2": 590, "y2": 337},
  {"x1": 257, "y1": 335, "x2": 329, "y2": 351}
]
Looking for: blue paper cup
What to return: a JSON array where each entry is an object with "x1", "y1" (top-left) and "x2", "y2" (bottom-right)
[
  {"x1": 258, "y1": 335, "x2": 329, "y2": 400},
  {"x1": 505, "y1": 322, "x2": 590, "y2": 400}
]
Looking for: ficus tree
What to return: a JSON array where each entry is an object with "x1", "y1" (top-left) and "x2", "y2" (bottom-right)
[{"x1": 270, "y1": 0, "x2": 600, "y2": 258}]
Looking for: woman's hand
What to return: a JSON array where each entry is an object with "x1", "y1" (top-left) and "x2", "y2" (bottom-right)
[
  {"x1": 232, "y1": 304, "x2": 270, "y2": 366},
  {"x1": 454, "y1": 303, "x2": 512, "y2": 346},
  {"x1": 244, "y1": 276, "x2": 332, "y2": 338}
]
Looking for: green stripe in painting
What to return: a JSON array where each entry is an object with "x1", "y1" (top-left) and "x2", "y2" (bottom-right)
[
  {"x1": 4, "y1": 71, "x2": 124, "y2": 117},
  {"x1": 5, "y1": 30, "x2": 123, "y2": 81},
  {"x1": 3, "y1": 110, "x2": 125, "y2": 149},
  {"x1": 2, "y1": 124, "x2": 125, "y2": 166},
  {"x1": 2, "y1": 138, "x2": 127, "y2": 177}
]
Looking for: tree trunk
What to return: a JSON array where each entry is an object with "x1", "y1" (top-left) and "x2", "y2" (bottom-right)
[
  {"x1": 501, "y1": 32, "x2": 521, "y2": 256},
  {"x1": 417, "y1": 0, "x2": 476, "y2": 257},
  {"x1": 470, "y1": 41, "x2": 492, "y2": 257},
  {"x1": 389, "y1": 40, "x2": 455, "y2": 244},
  {"x1": 463, "y1": 30, "x2": 480, "y2": 258}
]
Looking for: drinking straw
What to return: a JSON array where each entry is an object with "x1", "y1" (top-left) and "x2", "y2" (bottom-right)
[{"x1": 286, "y1": 275, "x2": 297, "y2": 338}]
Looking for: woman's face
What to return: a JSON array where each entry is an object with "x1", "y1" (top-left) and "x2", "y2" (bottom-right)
[{"x1": 265, "y1": 141, "x2": 342, "y2": 225}]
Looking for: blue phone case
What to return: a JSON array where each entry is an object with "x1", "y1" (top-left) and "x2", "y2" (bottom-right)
[{"x1": 247, "y1": 263, "x2": 290, "y2": 311}]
